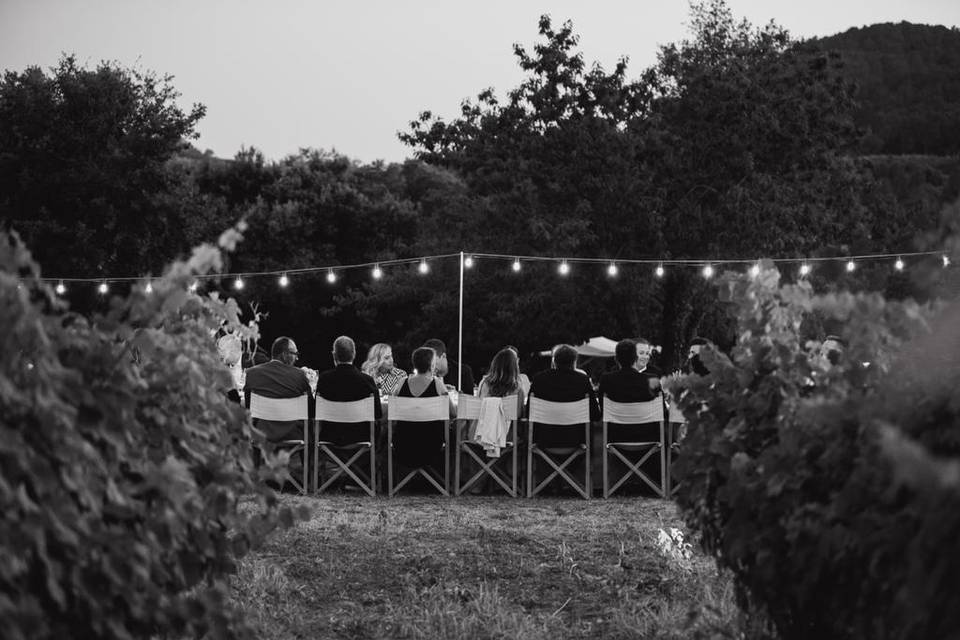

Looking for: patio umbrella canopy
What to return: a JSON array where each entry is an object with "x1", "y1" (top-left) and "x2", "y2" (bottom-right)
[{"x1": 538, "y1": 336, "x2": 618, "y2": 358}]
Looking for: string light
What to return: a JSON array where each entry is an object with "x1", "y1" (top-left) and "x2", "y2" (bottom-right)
[
  {"x1": 749, "y1": 262, "x2": 761, "y2": 278},
  {"x1": 944, "y1": 255, "x2": 951, "y2": 268},
  {"x1": 607, "y1": 262, "x2": 618, "y2": 277},
  {"x1": 799, "y1": 263, "x2": 811, "y2": 277},
  {"x1": 55, "y1": 281, "x2": 66, "y2": 295},
  {"x1": 846, "y1": 260, "x2": 856, "y2": 273},
  {"x1": 894, "y1": 258, "x2": 904, "y2": 271},
  {"x1": 372, "y1": 264, "x2": 383, "y2": 279},
  {"x1": 464, "y1": 255, "x2": 474, "y2": 268},
  {"x1": 326, "y1": 269, "x2": 337, "y2": 284},
  {"x1": 558, "y1": 261, "x2": 570, "y2": 276},
  {"x1": 144, "y1": 281, "x2": 153, "y2": 294},
  {"x1": 655, "y1": 263, "x2": 664, "y2": 278},
  {"x1": 418, "y1": 259, "x2": 429, "y2": 274},
  {"x1": 233, "y1": 276, "x2": 244, "y2": 290},
  {"x1": 512, "y1": 259, "x2": 521, "y2": 273},
  {"x1": 97, "y1": 281, "x2": 109, "y2": 295},
  {"x1": 278, "y1": 273, "x2": 289, "y2": 287},
  {"x1": 702, "y1": 264, "x2": 714, "y2": 279},
  {"x1": 189, "y1": 281, "x2": 199, "y2": 292}
]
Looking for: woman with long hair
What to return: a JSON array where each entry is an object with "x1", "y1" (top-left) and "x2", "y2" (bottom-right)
[
  {"x1": 361, "y1": 343, "x2": 407, "y2": 396},
  {"x1": 479, "y1": 347, "x2": 525, "y2": 403}
]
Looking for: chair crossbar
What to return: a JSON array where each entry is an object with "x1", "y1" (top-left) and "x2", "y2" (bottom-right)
[
  {"x1": 316, "y1": 444, "x2": 375, "y2": 496},
  {"x1": 607, "y1": 444, "x2": 663, "y2": 496},
  {"x1": 529, "y1": 445, "x2": 589, "y2": 499},
  {"x1": 456, "y1": 442, "x2": 516, "y2": 496}
]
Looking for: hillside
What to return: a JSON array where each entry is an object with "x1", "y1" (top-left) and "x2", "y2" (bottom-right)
[{"x1": 812, "y1": 22, "x2": 960, "y2": 155}]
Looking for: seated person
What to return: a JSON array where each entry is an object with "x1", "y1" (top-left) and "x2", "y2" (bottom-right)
[
  {"x1": 528, "y1": 344, "x2": 600, "y2": 448},
  {"x1": 424, "y1": 338, "x2": 475, "y2": 394},
  {"x1": 244, "y1": 336, "x2": 312, "y2": 442},
  {"x1": 315, "y1": 335, "x2": 382, "y2": 446},
  {"x1": 392, "y1": 347, "x2": 451, "y2": 472},
  {"x1": 599, "y1": 338, "x2": 663, "y2": 443},
  {"x1": 361, "y1": 342, "x2": 408, "y2": 396}
]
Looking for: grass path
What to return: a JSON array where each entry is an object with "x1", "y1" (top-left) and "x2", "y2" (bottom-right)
[{"x1": 230, "y1": 495, "x2": 738, "y2": 639}]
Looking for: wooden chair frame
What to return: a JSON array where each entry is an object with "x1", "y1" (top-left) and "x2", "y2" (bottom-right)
[
  {"x1": 601, "y1": 396, "x2": 667, "y2": 498},
  {"x1": 246, "y1": 393, "x2": 311, "y2": 495},
  {"x1": 387, "y1": 395, "x2": 450, "y2": 496},
  {"x1": 314, "y1": 396, "x2": 377, "y2": 497},
  {"x1": 527, "y1": 395, "x2": 591, "y2": 499},
  {"x1": 454, "y1": 394, "x2": 521, "y2": 497}
]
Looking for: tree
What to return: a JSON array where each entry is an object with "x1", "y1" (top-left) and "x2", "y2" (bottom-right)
[{"x1": 0, "y1": 55, "x2": 206, "y2": 287}]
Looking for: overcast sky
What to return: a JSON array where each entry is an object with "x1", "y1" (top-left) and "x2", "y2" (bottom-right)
[{"x1": 2, "y1": 0, "x2": 958, "y2": 165}]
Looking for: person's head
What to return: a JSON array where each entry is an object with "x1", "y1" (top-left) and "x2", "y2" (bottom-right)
[
  {"x1": 271, "y1": 336, "x2": 299, "y2": 366},
  {"x1": 423, "y1": 339, "x2": 448, "y2": 375},
  {"x1": 635, "y1": 337, "x2": 654, "y2": 369},
  {"x1": 484, "y1": 347, "x2": 520, "y2": 396},
  {"x1": 551, "y1": 344, "x2": 578, "y2": 371},
  {"x1": 687, "y1": 336, "x2": 709, "y2": 360},
  {"x1": 332, "y1": 335, "x2": 356, "y2": 365},
  {"x1": 615, "y1": 339, "x2": 639, "y2": 370},
  {"x1": 411, "y1": 346, "x2": 436, "y2": 375},
  {"x1": 362, "y1": 343, "x2": 395, "y2": 376}
]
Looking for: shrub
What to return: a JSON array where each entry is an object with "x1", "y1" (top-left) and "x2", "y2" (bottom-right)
[
  {"x1": 665, "y1": 260, "x2": 960, "y2": 639},
  {"x1": 0, "y1": 225, "x2": 306, "y2": 640}
]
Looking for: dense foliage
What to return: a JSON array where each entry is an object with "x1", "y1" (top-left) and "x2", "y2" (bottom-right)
[
  {"x1": 0, "y1": 225, "x2": 306, "y2": 640},
  {"x1": 813, "y1": 23, "x2": 960, "y2": 155},
  {"x1": 665, "y1": 234, "x2": 960, "y2": 638}
]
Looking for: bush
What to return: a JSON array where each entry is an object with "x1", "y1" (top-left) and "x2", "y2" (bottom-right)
[
  {"x1": 665, "y1": 260, "x2": 960, "y2": 639},
  {"x1": 0, "y1": 224, "x2": 306, "y2": 640}
]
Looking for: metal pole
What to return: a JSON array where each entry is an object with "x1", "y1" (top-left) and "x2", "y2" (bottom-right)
[{"x1": 458, "y1": 251, "x2": 464, "y2": 392}]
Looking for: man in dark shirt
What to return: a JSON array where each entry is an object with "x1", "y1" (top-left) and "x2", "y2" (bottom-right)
[
  {"x1": 528, "y1": 344, "x2": 601, "y2": 446},
  {"x1": 244, "y1": 336, "x2": 312, "y2": 442},
  {"x1": 424, "y1": 338, "x2": 475, "y2": 395},
  {"x1": 315, "y1": 335, "x2": 382, "y2": 445},
  {"x1": 599, "y1": 339, "x2": 663, "y2": 441}
]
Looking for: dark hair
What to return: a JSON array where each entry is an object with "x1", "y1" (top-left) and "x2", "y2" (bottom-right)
[
  {"x1": 552, "y1": 344, "x2": 577, "y2": 370},
  {"x1": 411, "y1": 346, "x2": 435, "y2": 374},
  {"x1": 824, "y1": 335, "x2": 847, "y2": 348},
  {"x1": 423, "y1": 338, "x2": 446, "y2": 356},
  {"x1": 689, "y1": 336, "x2": 709, "y2": 347},
  {"x1": 615, "y1": 339, "x2": 638, "y2": 369},
  {"x1": 271, "y1": 336, "x2": 294, "y2": 359},
  {"x1": 332, "y1": 335, "x2": 355, "y2": 363},
  {"x1": 483, "y1": 348, "x2": 520, "y2": 397}
]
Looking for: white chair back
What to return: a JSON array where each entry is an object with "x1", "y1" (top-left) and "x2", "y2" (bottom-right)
[
  {"x1": 316, "y1": 396, "x2": 376, "y2": 422},
  {"x1": 388, "y1": 395, "x2": 449, "y2": 421},
  {"x1": 529, "y1": 396, "x2": 589, "y2": 424},
  {"x1": 457, "y1": 394, "x2": 520, "y2": 421},
  {"x1": 603, "y1": 397, "x2": 664, "y2": 424},
  {"x1": 248, "y1": 394, "x2": 310, "y2": 421}
]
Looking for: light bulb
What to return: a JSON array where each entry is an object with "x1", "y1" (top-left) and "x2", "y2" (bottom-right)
[
  {"x1": 326, "y1": 270, "x2": 337, "y2": 283},
  {"x1": 607, "y1": 262, "x2": 618, "y2": 277},
  {"x1": 894, "y1": 258, "x2": 904, "y2": 271},
  {"x1": 464, "y1": 256, "x2": 474, "y2": 268},
  {"x1": 655, "y1": 264, "x2": 664, "y2": 278},
  {"x1": 799, "y1": 264, "x2": 811, "y2": 277},
  {"x1": 418, "y1": 260, "x2": 429, "y2": 274},
  {"x1": 233, "y1": 277, "x2": 244, "y2": 290},
  {"x1": 702, "y1": 264, "x2": 714, "y2": 279},
  {"x1": 98, "y1": 282, "x2": 109, "y2": 295},
  {"x1": 558, "y1": 261, "x2": 570, "y2": 276},
  {"x1": 279, "y1": 273, "x2": 289, "y2": 287},
  {"x1": 144, "y1": 281, "x2": 153, "y2": 294},
  {"x1": 55, "y1": 281, "x2": 66, "y2": 295},
  {"x1": 846, "y1": 260, "x2": 856, "y2": 272},
  {"x1": 944, "y1": 255, "x2": 951, "y2": 268},
  {"x1": 372, "y1": 265, "x2": 383, "y2": 279},
  {"x1": 512, "y1": 259, "x2": 521, "y2": 272},
  {"x1": 749, "y1": 263, "x2": 761, "y2": 277},
  {"x1": 189, "y1": 281, "x2": 199, "y2": 292}
]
